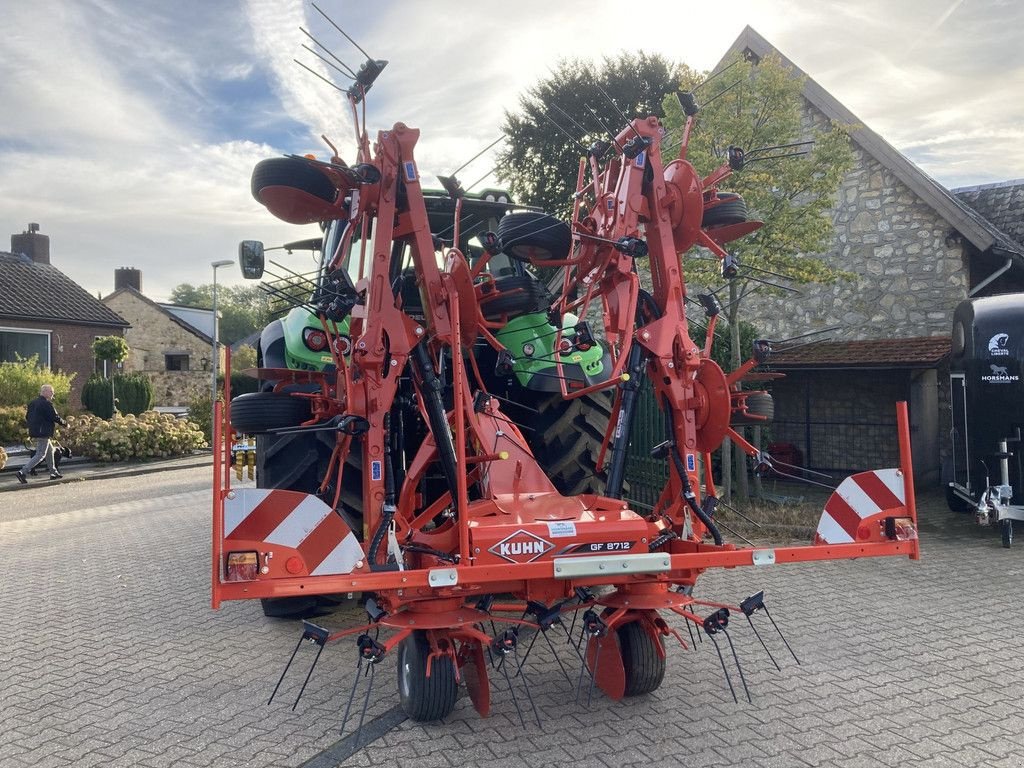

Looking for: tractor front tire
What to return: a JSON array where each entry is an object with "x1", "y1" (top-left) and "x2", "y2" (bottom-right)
[
  {"x1": 397, "y1": 631, "x2": 458, "y2": 721},
  {"x1": 619, "y1": 620, "x2": 666, "y2": 697}
]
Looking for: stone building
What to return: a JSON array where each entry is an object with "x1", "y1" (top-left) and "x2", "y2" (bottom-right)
[
  {"x1": 0, "y1": 224, "x2": 129, "y2": 406},
  {"x1": 102, "y1": 269, "x2": 222, "y2": 407},
  {"x1": 715, "y1": 28, "x2": 1024, "y2": 484}
]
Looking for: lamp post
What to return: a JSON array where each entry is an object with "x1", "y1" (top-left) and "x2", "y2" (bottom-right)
[{"x1": 211, "y1": 259, "x2": 234, "y2": 405}]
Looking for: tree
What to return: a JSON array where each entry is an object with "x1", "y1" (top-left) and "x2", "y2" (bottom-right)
[
  {"x1": 91, "y1": 335, "x2": 130, "y2": 417},
  {"x1": 167, "y1": 284, "x2": 274, "y2": 346},
  {"x1": 497, "y1": 52, "x2": 681, "y2": 218},
  {"x1": 661, "y1": 53, "x2": 855, "y2": 500}
]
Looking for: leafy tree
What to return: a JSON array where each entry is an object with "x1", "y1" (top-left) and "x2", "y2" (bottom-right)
[
  {"x1": 92, "y1": 336, "x2": 129, "y2": 367},
  {"x1": 167, "y1": 284, "x2": 274, "y2": 345},
  {"x1": 662, "y1": 53, "x2": 855, "y2": 500},
  {"x1": 497, "y1": 52, "x2": 681, "y2": 218}
]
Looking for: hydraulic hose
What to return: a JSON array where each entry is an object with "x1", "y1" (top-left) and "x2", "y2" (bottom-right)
[{"x1": 664, "y1": 403, "x2": 723, "y2": 545}]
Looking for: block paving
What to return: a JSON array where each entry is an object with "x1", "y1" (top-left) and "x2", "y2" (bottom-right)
[{"x1": 1, "y1": 483, "x2": 1022, "y2": 767}]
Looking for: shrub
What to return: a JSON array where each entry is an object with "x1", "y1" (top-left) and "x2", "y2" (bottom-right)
[
  {"x1": 0, "y1": 355, "x2": 74, "y2": 409},
  {"x1": 81, "y1": 375, "x2": 115, "y2": 419},
  {"x1": 0, "y1": 406, "x2": 29, "y2": 445},
  {"x1": 61, "y1": 411, "x2": 207, "y2": 462},
  {"x1": 0, "y1": 446, "x2": 7, "y2": 471},
  {"x1": 217, "y1": 372, "x2": 260, "y2": 398},
  {"x1": 115, "y1": 372, "x2": 154, "y2": 415}
]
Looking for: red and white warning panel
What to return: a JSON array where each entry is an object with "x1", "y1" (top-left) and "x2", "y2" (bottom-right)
[
  {"x1": 223, "y1": 489, "x2": 363, "y2": 578},
  {"x1": 815, "y1": 469, "x2": 917, "y2": 545}
]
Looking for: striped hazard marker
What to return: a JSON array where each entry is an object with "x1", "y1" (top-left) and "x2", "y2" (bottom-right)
[
  {"x1": 224, "y1": 488, "x2": 363, "y2": 575},
  {"x1": 815, "y1": 468, "x2": 908, "y2": 545}
]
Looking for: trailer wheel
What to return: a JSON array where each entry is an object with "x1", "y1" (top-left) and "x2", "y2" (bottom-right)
[
  {"x1": 231, "y1": 392, "x2": 311, "y2": 433},
  {"x1": 1002, "y1": 519, "x2": 1013, "y2": 548},
  {"x1": 397, "y1": 631, "x2": 458, "y2": 721},
  {"x1": 498, "y1": 211, "x2": 572, "y2": 263},
  {"x1": 945, "y1": 485, "x2": 973, "y2": 513},
  {"x1": 524, "y1": 392, "x2": 616, "y2": 495},
  {"x1": 619, "y1": 621, "x2": 666, "y2": 696}
]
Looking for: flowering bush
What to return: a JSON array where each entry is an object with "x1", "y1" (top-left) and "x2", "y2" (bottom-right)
[
  {"x1": 0, "y1": 446, "x2": 7, "y2": 471},
  {"x1": 61, "y1": 411, "x2": 207, "y2": 462},
  {"x1": 0, "y1": 406, "x2": 29, "y2": 445}
]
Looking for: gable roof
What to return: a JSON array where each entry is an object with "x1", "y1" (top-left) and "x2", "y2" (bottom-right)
[
  {"x1": 719, "y1": 27, "x2": 1024, "y2": 263},
  {"x1": 103, "y1": 286, "x2": 214, "y2": 344},
  {"x1": 768, "y1": 336, "x2": 951, "y2": 370},
  {"x1": 0, "y1": 251, "x2": 128, "y2": 327},
  {"x1": 952, "y1": 179, "x2": 1024, "y2": 252}
]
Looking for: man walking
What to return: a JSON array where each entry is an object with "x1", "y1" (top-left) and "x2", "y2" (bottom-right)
[{"x1": 16, "y1": 384, "x2": 68, "y2": 484}]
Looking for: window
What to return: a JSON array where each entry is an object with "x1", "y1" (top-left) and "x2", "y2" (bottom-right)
[
  {"x1": 165, "y1": 354, "x2": 190, "y2": 371},
  {"x1": 0, "y1": 327, "x2": 50, "y2": 367}
]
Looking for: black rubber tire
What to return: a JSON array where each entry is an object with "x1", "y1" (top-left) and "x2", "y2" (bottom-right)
[
  {"x1": 498, "y1": 212, "x2": 572, "y2": 262},
  {"x1": 479, "y1": 274, "x2": 552, "y2": 320},
  {"x1": 731, "y1": 392, "x2": 774, "y2": 426},
  {"x1": 231, "y1": 392, "x2": 311, "y2": 434},
  {"x1": 702, "y1": 192, "x2": 748, "y2": 228},
  {"x1": 1002, "y1": 518, "x2": 1013, "y2": 548},
  {"x1": 251, "y1": 157, "x2": 337, "y2": 206},
  {"x1": 945, "y1": 485, "x2": 973, "y2": 514},
  {"x1": 618, "y1": 621, "x2": 666, "y2": 696},
  {"x1": 524, "y1": 392, "x2": 615, "y2": 496},
  {"x1": 397, "y1": 631, "x2": 458, "y2": 721}
]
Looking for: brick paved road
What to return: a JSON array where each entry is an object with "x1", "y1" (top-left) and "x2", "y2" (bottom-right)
[{"x1": 1, "y1": 469, "x2": 1022, "y2": 767}]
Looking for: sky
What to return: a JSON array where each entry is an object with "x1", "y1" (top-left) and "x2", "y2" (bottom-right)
[{"x1": 1, "y1": 0, "x2": 1022, "y2": 303}]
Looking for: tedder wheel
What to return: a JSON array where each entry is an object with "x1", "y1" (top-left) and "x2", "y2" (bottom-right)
[
  {"x1": 479, "y1": 274, "x2": 552, "y2": 320},
  {"x1": 523, "y1": 391, "x2": 617, "y2": 496},
  {"x1": 731, "y1": 392, "x2": 774, "y2": 426},
  {"x1": 1002, "y1": 519, "x2": 1013, "y2": 549},
  {"x1": 251, "y1": 156, "x2": 337, "y2": 206},
  {"x1": 618, "y1": 621, "x2": 666, "y2": 696},
  {"x1": 230, "y1": 391, "x2": 311, "y2": 434},
  {"x1": 945, "y1": 485, "x2": 973, "y2": 514},
  {"x1": 397, "y1": 631, "x2": 458, "y2": 721},
  {"x1": 497, "y1": 211, "x2": 572, "y2": 263},
  {"x1": 702, "y1": 192, "x2": 749, "y2": 228}
]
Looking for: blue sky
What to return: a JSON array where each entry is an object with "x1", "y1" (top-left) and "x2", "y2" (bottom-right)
[{"x1": 1, "y1": 0, "x2": 1022, "y2": 302}]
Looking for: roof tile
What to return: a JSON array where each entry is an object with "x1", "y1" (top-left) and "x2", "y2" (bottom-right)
[
  {"x1": 0, "y1": 252, "x2": 128, "y2": 327},
  {"x1": 767, "y1": 336, "x2": 951, "y2": 369}
]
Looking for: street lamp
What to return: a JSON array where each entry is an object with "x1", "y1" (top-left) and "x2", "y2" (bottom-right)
[{"x1": 211, "y1": 259, "x2": 234, "y2": 404}]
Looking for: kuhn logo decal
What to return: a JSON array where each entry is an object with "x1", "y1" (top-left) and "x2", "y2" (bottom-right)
[
  {"x1": 488, "y1": 530, "x2": 554, "y2": 563},
  {"x1": 989, "y1": 333, "x2": 1010, "y2": 356}
]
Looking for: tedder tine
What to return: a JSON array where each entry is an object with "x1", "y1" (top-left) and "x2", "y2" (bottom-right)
[
  {"x1": 764, "y1": 604, "x2": 801, "y2": 665},
  {"x1": 514, "y1": 643, "x2": 543, "y2": 728},
  {"x1": 492, "y1": 630, "x2": 527, "y2": 727},
  {"x1": 721, "y1": 626, "x2": 752, "y2": 703},
  {"x1": 745, "y1": 613, "x2": 782, "y2": 672},
  {"x1": 741, "y1": 591, "x2": 800, "y2": 665},
  {"x1": 267, "y1": 621, "x2": 331, "y2": 710},
  {"x1": 339, "y1": 656, "x2": 365, "y2": 737},
  {"x1": 341, "y1": 634, "x2": 386, "y2": 739},
  {"x1": 268, "y1": 635, "x2": 307, "y2": 706}
]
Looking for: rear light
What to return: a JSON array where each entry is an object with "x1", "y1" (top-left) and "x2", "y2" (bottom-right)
[
  {"x1": 558, "y1": 338, "x2": 573, "y2": 355},
  {"x1": 225, "y1": 551, "x2": 259, "y2": 581},
  {"x1": 334, "y1": 335, "x2": 352, "y2": 355},
  {"x1": 304, "y1": 327, "x2": 328, "y2": 351},
  {"x1": 885, "y1": 517, "x2": 918, "y2": 541}
]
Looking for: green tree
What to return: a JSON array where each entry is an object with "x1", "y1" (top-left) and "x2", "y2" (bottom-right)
[
  {"x1": 497, "y1": 52, "x2": 681, "y2": 218},
  {"x1": 662, "y1": 53, "x2": 855, "y2": 500},
  {"x1": 168, "y1": 284, "x2": 273, "y2": 345}
]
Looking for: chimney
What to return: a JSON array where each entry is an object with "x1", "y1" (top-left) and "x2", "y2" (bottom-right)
[
  {"x1": 115, "y1": 267, "x2": 142, "y2": 292},
  {"x1": 11, "y1": 223, "x2": 50, "y2": 265}
]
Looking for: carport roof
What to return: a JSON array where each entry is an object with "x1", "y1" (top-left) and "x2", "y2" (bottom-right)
[{"x1": 767, "y1": 336, "x2": 951, "y2": 370}]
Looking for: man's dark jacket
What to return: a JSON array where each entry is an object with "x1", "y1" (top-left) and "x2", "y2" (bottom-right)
[{"x1": 26, "y1": 396, "x2": 65, "y2": 438}]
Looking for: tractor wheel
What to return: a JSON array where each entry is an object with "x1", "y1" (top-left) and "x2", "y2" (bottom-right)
[
  {"x1": 251, "y1": 156, "x2": 337, "y2": 206},
  {"x1": 702, "y1": 193, "x2": 748, "y2": 228},
  {"x1": 230, "y1": 391, "x2": 311, "y2": 434},
  {"x1": 397, "y1": 631, "x2": 458, "y2": 721},
  {"x1": 522, "y1": 392, "x2": 615, "y2": 496},
  {"x1": 731, "y1": 392, "x2": 774, "y2": 426},
  {"x1": 618, "y1": 620, "x2": 666, "y2": 696},
  {"x1": 1002, "y1": 519, "x2": 1013, "y2": 548},
  {"x1": 498, "y1": 211, "x2": 572, "y2": 263},
  {"x1": 945, "y1": 485, "x2": 973, "y2": 513}
]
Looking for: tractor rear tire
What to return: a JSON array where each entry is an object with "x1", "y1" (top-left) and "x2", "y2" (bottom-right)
[
  {"x1": 397, "y1": 631, "x2": 458, "y2": 721},
  {"x1": 231, "y1": 392, "x2": 311, "y2": 434},
  {"x1": 731, "y1": 392, "x2": 774, "y2": 426},
  {"x1": 523, "y1": 392, "x2": 615, "y2": 496},
  {"x1": 619, "y1": 620, "x2": 666, "y2": 696},
  {"x1": 498, "y1": 211, "x2": 572, "y2": 263}
]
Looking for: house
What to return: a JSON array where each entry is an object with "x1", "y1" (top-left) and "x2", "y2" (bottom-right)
[
  {"x1": 0, "y1": 223, "x2": 129, "y2": 405},
  {"x1": 102, "y1": 268, "x2": 223, "y2": 406},
  {"x1": 713, "y1": 28, "x2": 1024, "y2": 484}
]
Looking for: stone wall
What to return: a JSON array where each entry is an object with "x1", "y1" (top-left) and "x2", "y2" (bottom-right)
[
  {"x1": 103, "y1": 292, "x2": 213, "y2": 407},
  {"x1": 741, "y1": 101, "x2": 968, "y2": 342}
]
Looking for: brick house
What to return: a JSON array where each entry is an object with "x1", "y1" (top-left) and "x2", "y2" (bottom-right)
[
  {"x1": 0, "y1": 224, "x2": 129, "y2": 405},
  {"x1": 102, "y1": 269, "x2": 221, "y2": 407},
  {"x1": 713, "y1": 28, "x2": 1024, "y2": 485}
]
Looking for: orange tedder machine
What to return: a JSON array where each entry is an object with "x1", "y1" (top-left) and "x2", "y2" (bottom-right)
[{"x1": 212, "y1": 38, "x2": 920, "y2": 728}]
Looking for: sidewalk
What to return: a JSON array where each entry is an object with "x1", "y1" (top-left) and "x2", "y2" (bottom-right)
[{"x1": 0, "y1": 450, "x2": 212, "y2": 491}]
